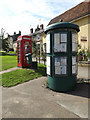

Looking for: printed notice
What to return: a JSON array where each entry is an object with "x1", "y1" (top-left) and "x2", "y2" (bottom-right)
[
  {"x1": 61, "y1": 43, "x2": 67, "y2": 52},
  {"x1": 47, "y1": 56, "x2": 50, "y2": 75},
  {"x1": 54, "y1": 33, "x2": 60, "y2": 44},
  {"x1": 54, "y1": 33, "x2": 60, "y2": 52},
  {"x1": 60, "y1": 66, "x2": 67, "y2": 74},
  {"x1": 72, "y1": 65, "x2": 76, "y2": 74},
  {"x1": 46, "y1": 34, "x2": 50, "y2": 53},
  {"x1": 61, "y1": 33, "x2": 67, "y2": 42},
  {"x1": 55, "y1": 57, "x2": 60, "y2": 62},
  {"x1": 72, "y1": 43, "x2": 77, "y2": 52},
  {"x1": 55, "y1": 62, "x2": 60, "y2": 66},
  {"x1": 72, "y1": 56, "x2": 76, "y2": 65},
  {"x1": 54, "y1": 44, "x2": 61, "y2": 52},
  {"x1": 72, "y1": 33, "x2": 77, "y2": 42},
  {"x1": 55, "y1": 66, "x2": 61, "y2": 75},
  {"x1": 61, "y1": 57, "x2": 67, "y2": 66}
]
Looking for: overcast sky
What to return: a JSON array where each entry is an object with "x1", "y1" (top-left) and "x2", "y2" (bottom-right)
[{"x1": 0, "y1": 0, "x2": 84, "y2": 35}]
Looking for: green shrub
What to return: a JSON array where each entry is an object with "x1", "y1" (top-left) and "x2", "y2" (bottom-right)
[{"x1": 87, "y1": 52, "x2": 90, "y2": 58}]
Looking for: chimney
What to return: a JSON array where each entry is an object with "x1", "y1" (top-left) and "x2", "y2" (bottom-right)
[
  {"x1": 14, "y1": 32, "x2": 16, "y2": 35},
  {"x1": 19, "y1": 31, "x2": 21, "y2": 35},
  {"x1": 40, "y1": 24, "x2": 44, "y2": 30},
  {"x1": 30, "y1": 28, "x2": 33, "y2": 33}
]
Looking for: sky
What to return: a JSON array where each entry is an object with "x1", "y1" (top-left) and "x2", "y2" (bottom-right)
[{"x1": 0, "y1": 0, "x2": 84, "y2": 36}]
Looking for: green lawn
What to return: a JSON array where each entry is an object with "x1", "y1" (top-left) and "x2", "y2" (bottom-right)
[
  {"x1": 1, "y1": 55, "x2": 17, "y2": 71},
  {"x1": 0, "y1": 52, "x2": 46, "y2": 87},
  {"x1": 1, "y1": 63, "x2": 46, "y2": 87},
  {"x1": 0, "y1": 51, "x2": 17, "y2": 71}
]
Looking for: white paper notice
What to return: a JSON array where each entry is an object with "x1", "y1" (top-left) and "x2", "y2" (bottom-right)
[
  {"x1": 72, "y1": 43, "x2": 77, "y2": 52},
  {"x1": 60, "y1": 66, "x2": 66, "y2": 74},
  {"x1": 54, "y1": 33, "x2": 60, "y2": 44},
  {"x1": 55, "y1": 66, "x2": 61, "y2": 75},
  {"x1": 61, "y1": 33, "x2": 67, "y2": 42},
  {"x1": 54, "y1": 33, "x2": 61, "y2": 52},
  {"x1": 72, "y1": 33, "x2": 77, "y2": 42},
  {"x1": 47, "y1": 56, "x2": 50, "y2": 75},
  {"x1": 55, "y1": 62, "x2": 60, "y2": 66},
  {"x1": 72, "y1": 65, "x2": 76, "y2": 74},
  {"x1": 54, "y1": 44, "x2": 61, "y2": 52},
  {"x1": 61, "y1": 43, "x2": 67, "y2": 52},
  {"x1": 55, "y1": 57, "x2": 60, "y2": 62},
  {"x1": 61, "y1": 57, "x2": 67, "y2": 66},
  {"x1": 72, "y1": 56, "x2": 76, "y2": 65},
  {"x1": 46, "y1": 34, "x2": 50, "y2": 53}
]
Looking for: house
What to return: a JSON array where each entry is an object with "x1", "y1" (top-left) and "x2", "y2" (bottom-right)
[
  {"x1": 48, "y1": 1, "x2": 90, "y2": 51},
  {"x1": 29, "y1": 24, "x2": 46, "y2": 59},
  {"x1": 8, "y1": 31, "x2": 21, "y2": 51},
  {"x1": 8, "y1": 35, "x2": 13, "y2": 50}
]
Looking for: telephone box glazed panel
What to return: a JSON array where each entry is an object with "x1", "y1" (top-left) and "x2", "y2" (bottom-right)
[{"x1": 17, "y1": 35, "x2": 32, "y2": 68}]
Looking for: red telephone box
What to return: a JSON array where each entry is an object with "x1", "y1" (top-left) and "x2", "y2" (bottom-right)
[{"x1": 17, "y1": 35, "x2": 32, "y2": 68}]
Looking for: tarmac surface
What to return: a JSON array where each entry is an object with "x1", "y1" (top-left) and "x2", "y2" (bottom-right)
[
  {"x1": 2, "y1": 77, "x2": 88, "y2": 118},
  {"x1": 0, "y1": 65, "x2": 90, "y2": 119}
]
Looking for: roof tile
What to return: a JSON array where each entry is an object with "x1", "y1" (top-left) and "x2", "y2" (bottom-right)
[{"x1": 48, "y1": 1, "x2": 90, "y2": 25}]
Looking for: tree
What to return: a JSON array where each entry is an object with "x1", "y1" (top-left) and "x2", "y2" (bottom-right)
[
  {"x1": 0, "y1": 28, "x2": 9, "y2": 52},
  {"x1": 2, "y1": 38, "x2": 9, "y2": 52}
]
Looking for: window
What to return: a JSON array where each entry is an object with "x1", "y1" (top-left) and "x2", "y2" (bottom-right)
[
  {"x1": 24, "y1": 41, "x2": 30, "y2": 54},
  {"x1": 18, "y1": 42, "x2": 20, "y2": 63}
]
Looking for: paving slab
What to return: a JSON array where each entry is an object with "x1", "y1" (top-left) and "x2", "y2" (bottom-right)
[{"x1": 2, "y1": 77, "x2": 88, "y2": 118}]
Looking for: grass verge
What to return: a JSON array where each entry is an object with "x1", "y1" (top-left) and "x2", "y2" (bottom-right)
[
  {"x1": 0, "y1": 51, "x2": 17, "y2": 71},
  {"x1": 1, "y1": 56, "x2": 17, "y2": 71},
  {"x1": 1, "y1": 63, "x2": 46, "y2": 87}
]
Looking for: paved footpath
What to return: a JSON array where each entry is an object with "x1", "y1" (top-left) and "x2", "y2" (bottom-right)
[
  {"x1": 0, "y1": 65, "x2": 89, "y2": 118},
  {"x1": 0, "y1": 67, "x2": 21, "y2": 74},
  {"x1": 2, "y1": 77, "x2": 88, "y2": 118}
]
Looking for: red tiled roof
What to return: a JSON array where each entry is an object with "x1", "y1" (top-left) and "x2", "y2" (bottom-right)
[{"x1": 48, "y1": 1, "x2": 90, "y2": 25}]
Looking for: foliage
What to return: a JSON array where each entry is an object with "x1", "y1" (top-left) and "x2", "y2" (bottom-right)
[
  {"x1": 2, "y1": 38, "x2": 9, "y2": 52},
  {"x1": 77, "y1": 49, "x2": 83, "y2": 56},
  {"x1": 87, "y1": 51, "x2": 90, "y2": 58},
  {"x1": 78, "y1": 44, "x2": 81, "y2": 49},
  {"x1": 9, "y1": 51, "x2": 17, "y2": 55},
  {"x1": 32, "y1": 41, "x2": 37, "y2": 57},
  {"x1": 0, "y1": 51, "x2": 8, "y2": 56}
]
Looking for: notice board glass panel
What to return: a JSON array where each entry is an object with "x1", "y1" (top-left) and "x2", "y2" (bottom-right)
[
  {"x1": 72, "y1": 56, "x2": 77, "y2": 74},
  {"x1": 47, "y1": 56, "x2": 51, "y2": 75},
  {"x1": 54, "y1": 57, "x2": 67, "y2": 75},
  {"x1": 54, "y1": 33, "x2": 67, "y2": 52},
  {"x1": 72, "y1": 32, "x2": 78, "y2": 52},
  {"x1": 46, "y1": 34, "x2": 50, "y2": 53}
]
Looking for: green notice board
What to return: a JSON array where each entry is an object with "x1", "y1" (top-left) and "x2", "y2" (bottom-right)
[{"x1": 45, "y1": 22, "x2": 80, "y2": 92}]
